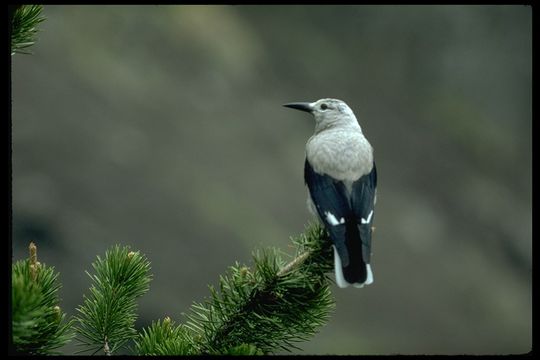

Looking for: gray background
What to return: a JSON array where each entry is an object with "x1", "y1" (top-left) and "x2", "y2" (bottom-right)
[{"x1": 11, "y1": 5, "x2": 531, "y2": 355}]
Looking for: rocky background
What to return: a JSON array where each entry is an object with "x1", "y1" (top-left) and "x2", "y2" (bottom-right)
[{"x1": 11, "y1": 5, "x2": 531, "y2": 355}]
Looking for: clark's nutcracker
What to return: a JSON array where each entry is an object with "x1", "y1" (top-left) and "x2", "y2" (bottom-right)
[{"x1": 284, "y1": 98, "x2": 377, "y2": 288}]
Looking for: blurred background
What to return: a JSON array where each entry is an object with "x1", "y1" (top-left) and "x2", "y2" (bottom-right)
[{"x1": 11, "y1": 5, "x2": 531, "y2": 355}]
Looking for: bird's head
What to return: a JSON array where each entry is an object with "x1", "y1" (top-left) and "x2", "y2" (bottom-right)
[{"x1": 283, "y1": 98, "x2": 359, "y2": 132}]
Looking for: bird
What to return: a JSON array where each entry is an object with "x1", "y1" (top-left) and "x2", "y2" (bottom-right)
[{"x1": 283, "y1": 98, "x2": 377, "y2": 288}]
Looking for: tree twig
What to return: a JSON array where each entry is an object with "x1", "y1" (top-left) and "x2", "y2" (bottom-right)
[
  {"x1": 277, "y1": 250, "x2": 312, "y2": 277},
  {"x1": 104, "y1": 336, "x2": 111, "y2": 356}
]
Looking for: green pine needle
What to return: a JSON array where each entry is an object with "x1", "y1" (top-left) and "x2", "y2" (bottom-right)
[
  {"x1": 10, "y1": 5, "x2": 46, "y2": 55},
  {"x1": 182, "y1": 223, "x2": 335, "y2": 354},
  {"x1": 224, "y1": 343, "x2": 264, "y2": 355},
  {"x1": 134, "y1": 317, "x2": 195, "y2": 355},
  {"x1": 73, "y1": 245, "x2": 152, "y2": 355},
  {"x1": 14, "y1": 224, "x2": 337, "y2": 355},
  {"x1": 11, "y1": 245, "x2": 73, "y2": 355}
]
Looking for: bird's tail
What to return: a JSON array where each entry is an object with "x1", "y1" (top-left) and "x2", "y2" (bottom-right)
[{"x1": 333, "y1": 220, "x2": 373, "y2": 288}]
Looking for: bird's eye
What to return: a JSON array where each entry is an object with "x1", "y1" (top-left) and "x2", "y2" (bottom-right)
[{"x1": 320, "y1": 103, "x2": 328, "y2": 110}]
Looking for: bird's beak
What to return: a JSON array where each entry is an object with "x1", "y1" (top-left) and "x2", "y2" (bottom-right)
[{"x1": 283, "y1": 102, "x2": 313, "y2": 113}]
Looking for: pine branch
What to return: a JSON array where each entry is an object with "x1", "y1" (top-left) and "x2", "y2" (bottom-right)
[
  {"x1": 277, "y1": 249, "x2": 312, "y2": 277},
  {"x1": 13, "y1": 224, "x2": 335, "y2": 355},
  {"x1": 11, "y1": 242, "x2": 73, "y2": 355},
  {"x1": 10, "y1": 5, "x2": 45, "y2": 55},
  {"x1": 73, "y1": 246, "x2": 152, "y2": 355},
  {"x1": 134, "y1": 317, "x2": 195, "y2": 355},
  {"x1": 180, "y1": 223, "x2": 335, "y2": 355}
]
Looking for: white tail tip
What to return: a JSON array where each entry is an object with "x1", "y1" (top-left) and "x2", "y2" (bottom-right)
[
  {"x1": 365, "y1": 264, "x2": 374, "y2": 285},
  {"x1": 333, "y1": 246, "x2": 349, "y2": 288},
  {"x1": 332, "y1": 246, "x2": 374, "y2": 289}
]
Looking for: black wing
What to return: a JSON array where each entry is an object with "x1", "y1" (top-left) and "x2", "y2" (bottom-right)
[
  {"x1": 351, "y1": 162, "x2": 377, "y2": 264},
  {"x1": 305, "y1": 159, "x2": 377, "y2": 283},
  {"x1": 304, "y1": 159, "x2": 352, "y2": 265}
]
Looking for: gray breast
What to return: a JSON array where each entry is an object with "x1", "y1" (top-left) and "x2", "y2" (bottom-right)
[{"x1": 306, "y1": 128, "x2": 373, "y2": 181}]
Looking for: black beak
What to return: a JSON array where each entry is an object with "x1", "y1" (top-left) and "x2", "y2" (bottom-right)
[{"x1": 283, "y1": 102, "x2": 313, "y2": 113}]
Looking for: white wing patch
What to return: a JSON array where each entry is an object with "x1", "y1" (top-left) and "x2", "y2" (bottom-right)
[
  {"x1": 325, "y1": 211, "x2": 345, "y2": 226},
  {"x1": 361, "y1": 210, "x2": 373, "y2": 224}
]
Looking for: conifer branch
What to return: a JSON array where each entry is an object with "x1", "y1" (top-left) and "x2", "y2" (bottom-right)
[
  {"x1": 134, "y1": 223, "x2": 334, "y2": 355},
  {"x1": 13, "y1": 224, "x2": 336, "y2": 355},
  {"x1": 10, "y1": 5, "x2": 45, "y2": 55},
  {"x1": 173, "y1": 223, "x2": 334, "y2": 355},
  {"x1": 134, "y1": 317, "x2": 196, "y2": 355},
  {"x1": 73, "y1": 246, "x2": 152, "y2": 355},
  {"x1": 11, "y1": 243, "x2": 73, "y2": 355},
  {"x1": 277, "y1": 249, "x2": 312, "y2": 277}
]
